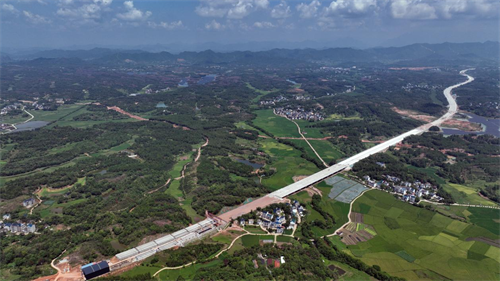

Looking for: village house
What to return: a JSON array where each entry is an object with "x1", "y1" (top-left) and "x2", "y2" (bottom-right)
[{"x1": 23, "y1": 198, "x2": 36, "y2": 208}]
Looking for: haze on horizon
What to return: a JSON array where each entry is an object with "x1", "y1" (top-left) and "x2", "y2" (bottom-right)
[{"x1": 1, "y1": 0, "x2": 499, "y2": 52}]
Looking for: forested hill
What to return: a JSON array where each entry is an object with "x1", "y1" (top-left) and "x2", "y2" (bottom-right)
[{"x1": 7, "y1": 41, "x2": 499, "y2": 66}]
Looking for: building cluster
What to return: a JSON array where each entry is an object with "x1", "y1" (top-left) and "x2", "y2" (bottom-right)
[
  {"x1": 0, "y1": 123, "x2": 15, "y2": 132},
  {"x1": 260, "y1": 94, "x2": 314, "y2": 106},
  {"x1": 467, "y1": 101, "x2": 499, "y2": 111},
  {"x1": 1, "y1": 215, "x2": 37, "y2": 234},
  {"x1": 402, "y1": 83, "x2": 440, "y2": 92},
  {"x1": 318, "y1": 66, "x2": 352, "y2": 74},
  {"x1": 275, "y1": 107, "x2": 324, "y2": 121},
  {"x1": 239, "y1": 201, "x2": 304, "y2": 234},
  {"x1": 1, "y1": 103, "x2": 22, "y2": 115},
  {"x1": 363, "y1": 174, "x2": 443, "y2": 203},
  {"x1": 23, "y1": 198, "x2": 36, "y2": 208},
  {"x1": 260, "y1": 95, "x2": 288, "y2": 105},
  {"x1": 31, "y1": 100, "x2": 47, "y2": 110}
]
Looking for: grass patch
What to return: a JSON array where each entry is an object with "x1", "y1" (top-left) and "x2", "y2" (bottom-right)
[
  {"x1": 276, "y1": 236, "x2": 293, "y2": 243},
  {"x1": 241, "y1": 235, "x2": 259, "y2": 247},
  {"x1": 244, "y1": 226, "x2": 268, "y2": 234}
]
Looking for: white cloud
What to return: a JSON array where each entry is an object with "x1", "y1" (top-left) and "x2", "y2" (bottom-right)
[
  {"x1": 205, "y1": 19, "x2": 225, "y2": 30},
  {"x1": 148, "y1": 20, "x2": 185, "y2": 30},
  {"x1": 296, "y1": 0, "x2": 321, "y2": 19},
  {"x1": 227, "y1": 1, "x2": 253, "y2": 19},
  {"x1": 255, "y1": 0, "x2": 269, "y2": 9},
  {"x1": 195, "y1": 0, "x2": 269, "y2": 19},
  {"x1": 58, "y1": 0, "x2": 74, "y2": 5},
  {"x1": 390, "y1": 0, "x2": 437, "y2": 20},
  {"x1": 57, "y1": 3, "x2": 102, "y2": 19},
  {"x1": 324, "y1": 0, "x2": 377, "y2": 17},
  {"x1": 389, "y1": 0, "x2": 496, "y2": 20},
  {"x1": 253, "y1": 21, "x2": 275, "y2": 28},
  {"x1": 94, "y1": 0, "x2": 112, "y2": 6},
  {"x1": 55, "y1": 0, "x2": 114, "y2": 22},
  {"x1": 117, "y1": 1, "x2": 151, "y2": 21},
  {"x1": 317, "y1": 16, "x2": 335, "y2": 29},
  {"x1": 271, "y1": 1, "x2": 291, "y2": 19},
  {"x1": 23, "y1": 10, "x2": 51, "y2": 24},
  {"x1": 438, "y1": 0, "x2": 498, "y2": 19},
  {"x1": 2, "y1": 3, "x2": 19, "y2": 14}
]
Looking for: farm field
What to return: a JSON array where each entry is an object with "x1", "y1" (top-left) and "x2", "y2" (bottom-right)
[
  {"x1": 288, "y1": 139, "x2": 343, "y2": 164},
  {"x1": 247, "y1": 83, "x2": 277, "y2": 103},
  {"x1": 291, "y1": 189, "x2": 350, "y2": 238},
  {"x1": 408, "y1": 166, "x2": 497, "y2": 207},
  {"x1": 252, "y1": 109, "x2": 301, "y2": 138},
  {"x1": 30, "y1": 104, "x2": 86, "y2": 122},
  {"x1": 443, "y1": 183, "x2": 497, "y2": 207},
  {"x1": 259, "y1": 138, "x2": 319, "y2": 191},
  {"x1": 347, "y1": 190, "x2": 500, "y2": 280},
  {"x1": 294, "y1": 120, "x2": 325, "y2": 138}
]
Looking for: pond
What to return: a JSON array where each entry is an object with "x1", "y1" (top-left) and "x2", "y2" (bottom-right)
[
  {"x1": 156, "y1": 102, "x2": 167, "y2": 108},
  {"x1": 197, "y1": 74, "x2": 216, "y2": 85},
  {"x1": 235, "y1": 158, "x2": 264, "y2": 169},
  {"x1": 178, "y1": 78, "x2": 188, "y2": 87},
  {"x1": 9, "y1": 121, "x2": 49, "y2": 133},
  {"x1": 442, "y1": 113, "x2": 500, "y2": 137}
]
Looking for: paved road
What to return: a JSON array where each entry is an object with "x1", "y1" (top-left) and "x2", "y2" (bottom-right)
[{"x1": 270, "y1": 69, "x2": 474, "y2": 199}]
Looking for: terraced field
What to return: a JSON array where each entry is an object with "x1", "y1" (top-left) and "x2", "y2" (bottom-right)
[{"x1": 347, "y1": 190, "x2": 500, "y2": 280}]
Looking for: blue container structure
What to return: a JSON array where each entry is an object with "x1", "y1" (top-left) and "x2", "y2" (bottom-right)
[{"x1": 81, "y1": 261, "x2": 110, "y2": 280}]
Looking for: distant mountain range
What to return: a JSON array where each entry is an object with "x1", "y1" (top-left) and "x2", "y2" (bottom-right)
[{"x1": 5, "y1": 41, "x2": 499, "y2": 66}]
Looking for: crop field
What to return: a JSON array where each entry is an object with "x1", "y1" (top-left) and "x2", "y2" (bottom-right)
[
  {"x1": 466, "y1": 207, "x2": 500, "y2": 235},
  {"x1": 308, "y1": 140, "x2": 344, "y2": 159},
  {"x1": 31, "y1": 104, "x2": 86, "y2": 122},
  {"x1": 247, "y1": 83, "x2": 277, "y2": 103},
  {"x1": 252, "y1": 109, "x2": 301, "y2": 138},
  {"x1": 260, "y1": 138, "x2": 319, "y2": 191},
  {"x1": 347, "y1": 190, "x2": 500, "y2": 280},
  {"x1": 295, "y1": 120, "x2": 325, "y2": 138},
  {"x1": 444, "y1": 183, "x2": 497, "y2": 207},
  {"x1": 300, "y1": 194, "x2": 350, "y2": 237}
]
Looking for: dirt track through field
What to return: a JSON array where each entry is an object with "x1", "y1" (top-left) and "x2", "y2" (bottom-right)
[
  {"x1": 274, "y1": 109, "x2": 329, "y2": 168},
  {"x1": 107, "y1": 106, "x2": 148, "y2": 121}
]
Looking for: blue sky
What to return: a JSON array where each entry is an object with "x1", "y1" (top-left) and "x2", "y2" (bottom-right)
[{"x1": 1, "y1": 0, "x2": 499, "y2": 49}]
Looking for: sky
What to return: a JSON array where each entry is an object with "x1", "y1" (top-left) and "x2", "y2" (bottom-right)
[{"x1": 1, "y1": 0, "x2": 499, "y2": 50}]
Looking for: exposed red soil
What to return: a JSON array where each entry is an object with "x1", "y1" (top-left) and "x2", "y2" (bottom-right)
[
  {"x1": 107, "y1": 106, "x2": 147, "y2": 121},
  {"x1": 219, "y1": 196, "x2": 285, "y2": 222}
]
